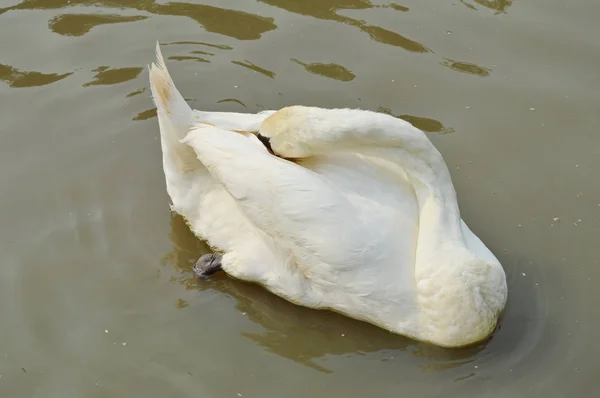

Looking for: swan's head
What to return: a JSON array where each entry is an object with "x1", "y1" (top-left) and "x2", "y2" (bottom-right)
[
  {"x1": 257, "y1": 105, "x2": 320, "y2": 158},
  {"x1": 417, "y1": 251, "x2": 508, "y2": 348},
  {"x1": 456, "y1": 258, "x2": 507, "y2": 347}
]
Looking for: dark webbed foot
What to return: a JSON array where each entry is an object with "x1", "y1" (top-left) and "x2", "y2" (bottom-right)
[{"x1": 193, "y1": 253, "x2": 223, "y2": 278}]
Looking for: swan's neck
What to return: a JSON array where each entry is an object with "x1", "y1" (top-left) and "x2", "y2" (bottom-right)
[
  {"x1": 303, "y1": 108, "x2": 465, "y2": 247},
  {"x1": 386, "y1": 147, "x2": 462, "y2": 241}
]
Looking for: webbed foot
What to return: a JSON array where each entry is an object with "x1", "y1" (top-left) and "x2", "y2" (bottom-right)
[{"x1": 193, "y1": 253, "x2": 223, "y2": 278}]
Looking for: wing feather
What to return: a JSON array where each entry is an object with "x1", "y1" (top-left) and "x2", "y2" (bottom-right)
[{"x1": 182, "y1": 127, "x2": 364, "y2": 270}]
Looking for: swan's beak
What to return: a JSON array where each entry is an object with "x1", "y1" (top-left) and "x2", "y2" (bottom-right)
[{"x1": 256, "y1": 133, "x2": 273, "y2": 154}]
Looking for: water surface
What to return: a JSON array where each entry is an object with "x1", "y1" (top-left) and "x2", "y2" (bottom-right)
[{"x1": 1, "y1": 0, "x2": 599, "y2": 396}]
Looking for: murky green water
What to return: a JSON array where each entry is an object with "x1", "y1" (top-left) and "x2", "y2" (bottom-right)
[{"x1": 1, "y1": 0, "x2": 599, "y2": 396}]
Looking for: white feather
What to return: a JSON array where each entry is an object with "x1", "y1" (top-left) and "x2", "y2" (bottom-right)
[{"x1": 148, "y1": 42, "x2": 507, "y2": 348}]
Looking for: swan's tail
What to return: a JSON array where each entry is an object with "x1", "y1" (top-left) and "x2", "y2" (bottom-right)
[{"x1": 149, "y1": 41, "x2": 200, "y2": 173}]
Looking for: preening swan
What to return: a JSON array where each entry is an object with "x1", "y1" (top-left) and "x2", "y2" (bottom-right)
[{"x1": 148, "y1": 42, "x2": 507, "y2": 348}]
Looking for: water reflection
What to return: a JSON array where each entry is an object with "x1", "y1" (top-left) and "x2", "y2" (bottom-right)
[
  {"x1": 377, "y1": 106, "x2": 454, "y2": 134},
  {"x1": 190, "y1": 50, "x2": 215, "y2": 56},
  {"x1": 83, "y1": 66, "x2": 143, "y2": 87},
  {"x1": 258, "y1": 0, "x2": 429, "y2": 53},
  {"x1": 399, "y1": 115, "x2": 454, "y2": 134},
  {"x1": 441, "y1": 59, "x2": 491, "y2": 77},
  {"x1": 387, "y1": 3, "x2": 409, "y2": 12},
  {"x1": 162, "y1": 209, "x2": 486, "y2": 373},
  {"x1": 126, "y1": 87, "x2": 146, "y2": 98},
  {"x1": 153, "y1": 2, "x2": 276, "y2": 40},
  {"x1": 48, "y1": 13, "x2": 147, "y2": 36},
  {"x1": 132, "y1": 108, "x2": 157, "y2": 121},
  {"x1": 231, "y1": 60, "x2": 276, "y2": 79},
  {"x1": 167, "y1": 56, "x2": 210, "y2": 63},
  {"x1": 161, "y1": 41, "x2": 233, "y2": 64},
  {"x1": 2, "y1": 0, "x2": 277, "y2": 40},
  {"x1": 461, "y1": 0, "x2": 514, "y2": 13},
  {"x1": 0, "y1": 0, "x2": 503, "y2": 80},
  {"x1": 163, "y1": 41, "x2": 233, "y2": 50},
  {"x1": 217, "y1": 98, "x2": 247, "y2": 108},
  {"x1": 0, "y1": 64, "x2": 72, "y2": 88},
  {"x1": 291, "y1": 58, "x2": 356, "y2": 82},
  {"x1": 359, "y1": 24, "x2": 429, "y2": 52}
]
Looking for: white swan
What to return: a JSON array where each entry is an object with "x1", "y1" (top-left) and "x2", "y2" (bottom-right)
[{"x1": 148, "y1": 42, "x2": 507, "y2": 348}]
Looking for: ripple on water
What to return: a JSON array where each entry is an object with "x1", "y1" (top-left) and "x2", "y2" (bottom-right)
[
  {"x1": 258, "y1": 0, "x2": 430, "y2": 53},
  {"x1": 0, "y1": 64, "x2": 73, "y2": 88},
  {"x1": 0, "y1": 0, "x2": 505, "y2": 89},
  {"x1": 48, "y1": 13, "x2": 147, "y2": 36},
  {"x1": 83, "y1": 66, "x2": 143, "y2": 87},
  {"x1": 387, "y1": 3, "x2": 409, "y2": 12},
  {"x1": 158, "y1": 41, "x2": 233, "y2": 66},
  {"x1": 460, "y1": 0, "x2": 515, "y2": 14},
  {"x1": 153, "y1": 2, "x2": 277, "y2": 40},
  {"x1": 441, "y1": 58, "x2": 492, "y2": 77},
  {"x1": 126, "y1": 87, "x2": 146, "y2": 98},
  {"x1": 377, "y1": 106, "x2": 455, "y2": 134},
  {"x1": 2, "y1": 1, "x2": 277, "y2": 40},
  {"x1": 291, "y1": 58, "x2": 356, "y2": 82},
  {"x1": 216, "y1": 98, "x2": 247, "y2": 108},
  {"x1": 358, "y1": 24, "x2": 430, "y2": 53},
  {"x1": 133, "y1": 108, "x2": 157, "y2": 121},
  {"x1": 231, "y1": 60, "x2": 276, "y2": 79},
  {"x1": 162, "y1": 41, "x2": 233, "y2": 50},
  {"x1": 167, "y1": 55, "x2": 210, "y2": 63},
  {"x1": 190, "y1": 50, "x2": 216, "y2": 56}
]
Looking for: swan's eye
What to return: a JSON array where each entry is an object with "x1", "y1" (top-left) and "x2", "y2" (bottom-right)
[{"x1": 256, "y1": 133, "x2": 273, "y2": 153}]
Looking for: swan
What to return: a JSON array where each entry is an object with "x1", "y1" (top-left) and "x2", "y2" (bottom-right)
[{"x1": 148, "y1": 42, "x2": 507, "y2": 348}]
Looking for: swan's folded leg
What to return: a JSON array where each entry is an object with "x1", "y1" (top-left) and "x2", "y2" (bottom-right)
[{"x1": 194, "y1": 253, "x2": 223, "y2": 278}]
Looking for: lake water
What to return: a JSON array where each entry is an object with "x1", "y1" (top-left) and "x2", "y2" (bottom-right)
[{"x1": 1, "y1": 0, "x2": 599, "y2": 396}]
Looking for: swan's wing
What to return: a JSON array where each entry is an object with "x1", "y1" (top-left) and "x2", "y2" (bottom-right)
[
  {"x1": 192, "y1": 110, "x2": 276, "y2": 132},
  {"x1": 182, "y1": 126, "x2": 371, "y2": 271}
]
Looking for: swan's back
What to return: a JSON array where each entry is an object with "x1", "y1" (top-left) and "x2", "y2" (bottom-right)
[
  {"x1": 149, "y1": 42, "x2": 506, "y2": 347},
  {"x1": 295, "y1": 152, "x2": 421, "y2": 317}
]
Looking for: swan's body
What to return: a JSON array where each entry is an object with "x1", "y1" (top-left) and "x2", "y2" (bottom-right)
[{"x1": 148, "y1": 43, "x2": 507, "y2": 347}]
